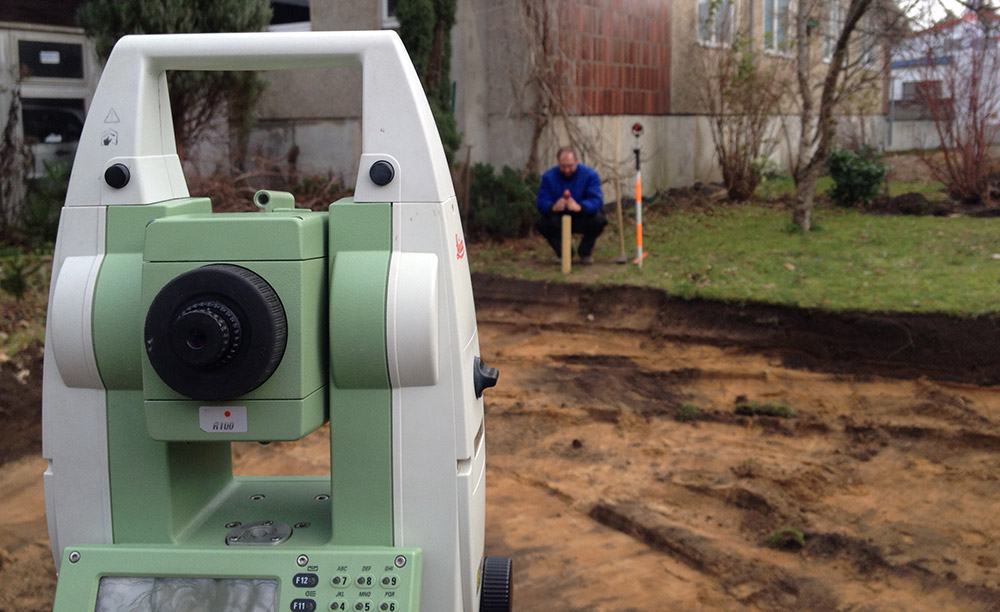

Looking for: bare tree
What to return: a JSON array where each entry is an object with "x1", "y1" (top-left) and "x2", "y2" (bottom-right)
[
  {"x1": 911, "y1": 5, "x2": 1000, "y2": 204},
  {"x1": 783, "y1": 0, "x2": 920, "y2": 230},
  {"x1": 517, "y1": 0, "x2": 559, "y2": 177},
  {"x1": 0, "y1": 74, "x2": 33, "y2": 242},
  {"x1": 698, "y1": 15, "x2": 789, "y2": 202}
]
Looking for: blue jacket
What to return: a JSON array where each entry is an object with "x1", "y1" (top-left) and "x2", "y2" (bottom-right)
[{"x1": 537, "y1": 163, "x2": 604, "y2": 215}]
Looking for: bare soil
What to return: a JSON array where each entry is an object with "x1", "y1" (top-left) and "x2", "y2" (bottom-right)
[{"x1": 4, "y1": 277, "x2": 1000, "y2": 611}]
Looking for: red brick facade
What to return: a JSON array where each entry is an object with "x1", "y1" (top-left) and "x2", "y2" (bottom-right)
[{"x1": 550, "y1": 0, "x2": 670, "y2": 115}]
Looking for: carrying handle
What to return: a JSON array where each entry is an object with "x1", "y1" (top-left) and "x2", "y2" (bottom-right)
[{"x1": 67, "y1": 31, "x2": 451, "y2": 206}]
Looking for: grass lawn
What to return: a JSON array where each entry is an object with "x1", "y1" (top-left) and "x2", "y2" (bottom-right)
[
  {"x1": 470, "y1": 202, "x2": 1000, "y2": 316},
  {"x1": 0, "y1": 168, "x2": 994, "y2": 351}
]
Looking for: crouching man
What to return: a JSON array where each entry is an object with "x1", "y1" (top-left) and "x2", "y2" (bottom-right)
[{"x1": 536, "y1": 146, "x2": 607, "y2": 265}]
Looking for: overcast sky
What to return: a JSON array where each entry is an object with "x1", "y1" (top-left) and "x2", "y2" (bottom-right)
[
  {"x1": 926, "y1": 0, "x2": 976, "y2": 18},
  {"x1": 910, "y1": 0, "x2": 973, "y2": 27}
]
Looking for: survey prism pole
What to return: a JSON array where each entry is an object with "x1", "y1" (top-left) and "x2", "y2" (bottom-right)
[
  {"x1": 634, "y1": 152, "x2": 642, "y2": 268},
  {"x1": 632, "y1": 122, "x2": 644, "y2": 268}
]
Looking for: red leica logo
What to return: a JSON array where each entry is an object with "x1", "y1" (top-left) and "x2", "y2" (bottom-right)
[{"x1": 455, "y1": 234, "x2": 465, "y2": 260}]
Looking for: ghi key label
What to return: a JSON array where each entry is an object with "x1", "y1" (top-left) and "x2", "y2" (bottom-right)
[{"x1": 199, "y1": 406, "x2": 248, "y2": 433}]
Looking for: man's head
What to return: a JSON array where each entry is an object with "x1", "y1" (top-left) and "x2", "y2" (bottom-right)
[{"x1": 557, "y1": 147, "x2": 578, "y2": 179}]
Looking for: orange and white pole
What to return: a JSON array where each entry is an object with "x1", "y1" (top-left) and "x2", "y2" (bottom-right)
[
  {"x1": 635, "y1": 167, "x2": 643, "y2": 268},
  {"x1": 632, "y1": 122, "x2": 644, "y2": 268}
]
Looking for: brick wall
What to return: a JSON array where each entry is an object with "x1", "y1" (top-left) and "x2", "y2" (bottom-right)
[
  {"x1": 0, "y1": 0, "x2": 86, "y2": 28},
  {"x1": 550, "y1": 0, "x2": 670, "y2": 115}
]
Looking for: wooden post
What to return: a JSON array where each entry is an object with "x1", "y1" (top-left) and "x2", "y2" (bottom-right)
[{"x1": 561, "y1": 214, "x2": 572, "y2": 274}]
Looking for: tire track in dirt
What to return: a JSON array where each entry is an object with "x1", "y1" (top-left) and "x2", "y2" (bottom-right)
[{"x1": 476, "y1": 279, "x2": 1000, "y2": 610}]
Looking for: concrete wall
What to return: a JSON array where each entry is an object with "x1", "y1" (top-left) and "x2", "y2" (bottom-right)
[
  {"x1": 482, "y1": 113, "x2": 723, "y2": 199},
  {"x1": 238, "y1": 0, "x2": 372, "y2": 180},
  {"x1": 451, "y1": 0, "x2": 497, "y2": 169},
  {"x1": 669, "y1": 0, "x2": 717, "y2": 115},
  {"x1": 883, "y1": 120, "x2": 944, "y2": 151}
]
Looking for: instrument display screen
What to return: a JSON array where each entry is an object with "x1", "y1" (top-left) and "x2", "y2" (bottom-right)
[{"x1": 95, "y1": 577, "x2": 278, "y2": 612}]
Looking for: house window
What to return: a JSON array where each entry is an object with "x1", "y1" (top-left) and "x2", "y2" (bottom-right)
[
  {"x1": 857, "y1": 12, "x2": 877, "y2": 67},
  {"x1": 21, "y1": 98, "x2": 85, "y2": 145},
  {"x1": 763, "y1": 0, "x2": 790, "y2": 51},
  {"x1": 18, "y1": 41, "x2": 84, "y2": 79},
  {"x1": 269, "y1": 0, "x2": 310, "y2": 32},
  {"x1": 382, "y1": 0, "x2": 399, "y2": 29},
  {"x1": 698, "y1": 0, "x2": 735, "y2": 46},
  {"x1": 902, "y1": 80, "x2": 941, "y2": 103},
  {"x1": 823, "y1": 1, "x2": 844, "y2": 62}
]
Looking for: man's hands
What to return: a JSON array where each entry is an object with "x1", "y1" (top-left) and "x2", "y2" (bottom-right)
[{"x1": 551, "y1": 189, "x2": 582, "y2": 213}]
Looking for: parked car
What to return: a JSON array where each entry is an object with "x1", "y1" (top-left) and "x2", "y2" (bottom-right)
[{"x1": 21, "y1": 98, "x2": 85, "y2": 178}]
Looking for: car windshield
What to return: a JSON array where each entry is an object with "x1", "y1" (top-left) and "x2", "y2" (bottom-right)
[{"x1": 22, "y1": 98, "x2": 85, "y2": 145}]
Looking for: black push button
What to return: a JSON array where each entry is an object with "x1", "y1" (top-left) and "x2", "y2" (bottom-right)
[
  {"x1": 369, "y1": 160, "x2": 394, "y2": 186},
  {"x1": 290, "y1": 598, "x2": 316, "y2": 611},
  {"x1": 293, "y1": 573, "x2": 319, "y2": 588},
  {"x1": 104, "y1": 163, "x2": 130, "y2": 189}
]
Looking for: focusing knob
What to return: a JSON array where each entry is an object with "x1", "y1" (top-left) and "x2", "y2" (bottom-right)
[
  {"x1": 145, "y1": 265, "x2": 286, "y2": 400},
  {"x1": 480, "y1": 556, "x2": 513, "y2": 612}
]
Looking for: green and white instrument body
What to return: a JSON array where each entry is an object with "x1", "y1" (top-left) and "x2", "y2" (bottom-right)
[{"x1": 42, "y1": 31, "x2": 506, "y2": 612}]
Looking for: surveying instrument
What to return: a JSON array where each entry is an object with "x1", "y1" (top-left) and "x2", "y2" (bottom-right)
[{"x1": 41, "y1": 31, "x2": 511, "y2": 612}]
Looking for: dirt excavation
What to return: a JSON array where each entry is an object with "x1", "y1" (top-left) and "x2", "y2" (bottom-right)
[{"x1": 4, "y1": 276, "x2": 1000, "y2": 611}]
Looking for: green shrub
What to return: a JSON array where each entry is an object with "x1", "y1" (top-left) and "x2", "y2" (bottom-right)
[
  {"x1": 827, "y1": 146, "x2": 887, "y2": 208},
  {"x1": 21, "y1": 160, "x2": 70, "y2": 245},
  {"x1": 676, "y1": 402, "x2": 700, "y2": 422},
  {"x1": 465, "y1": 163, "x2": 539, "y2": 241},
  {"x1": 767, "y1": 526, "x2": 805, "y2": 551},
  {"x1": 0, "y1": 255, "x2": 44, "y2": 300}
]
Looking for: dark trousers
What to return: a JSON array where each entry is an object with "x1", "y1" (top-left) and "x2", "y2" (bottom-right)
[{"x1": 536, "y1": 212, "x2": 608, "y2": 257}]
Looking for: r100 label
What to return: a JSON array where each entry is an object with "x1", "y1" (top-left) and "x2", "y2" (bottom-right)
[{"x1": 199, "y1": 406, "x2": 248, "y2": 433}]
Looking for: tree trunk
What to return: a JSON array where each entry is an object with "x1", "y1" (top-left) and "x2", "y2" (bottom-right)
[
  {"x1": 521, "y1": 0, "x2": 554, "y2": 178},
  {"x1": 792, "y1": 0, "x2": 814, "y2": 229},
  {"x1": 794, "y1": 165, "x2": 823, "y2": 231},
  {"x1": 791, "y1": 0, "x2": 873, "y2": 231},
  {"x1": 427, "y1": 21, "x2": 446, "y2": 93}
]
